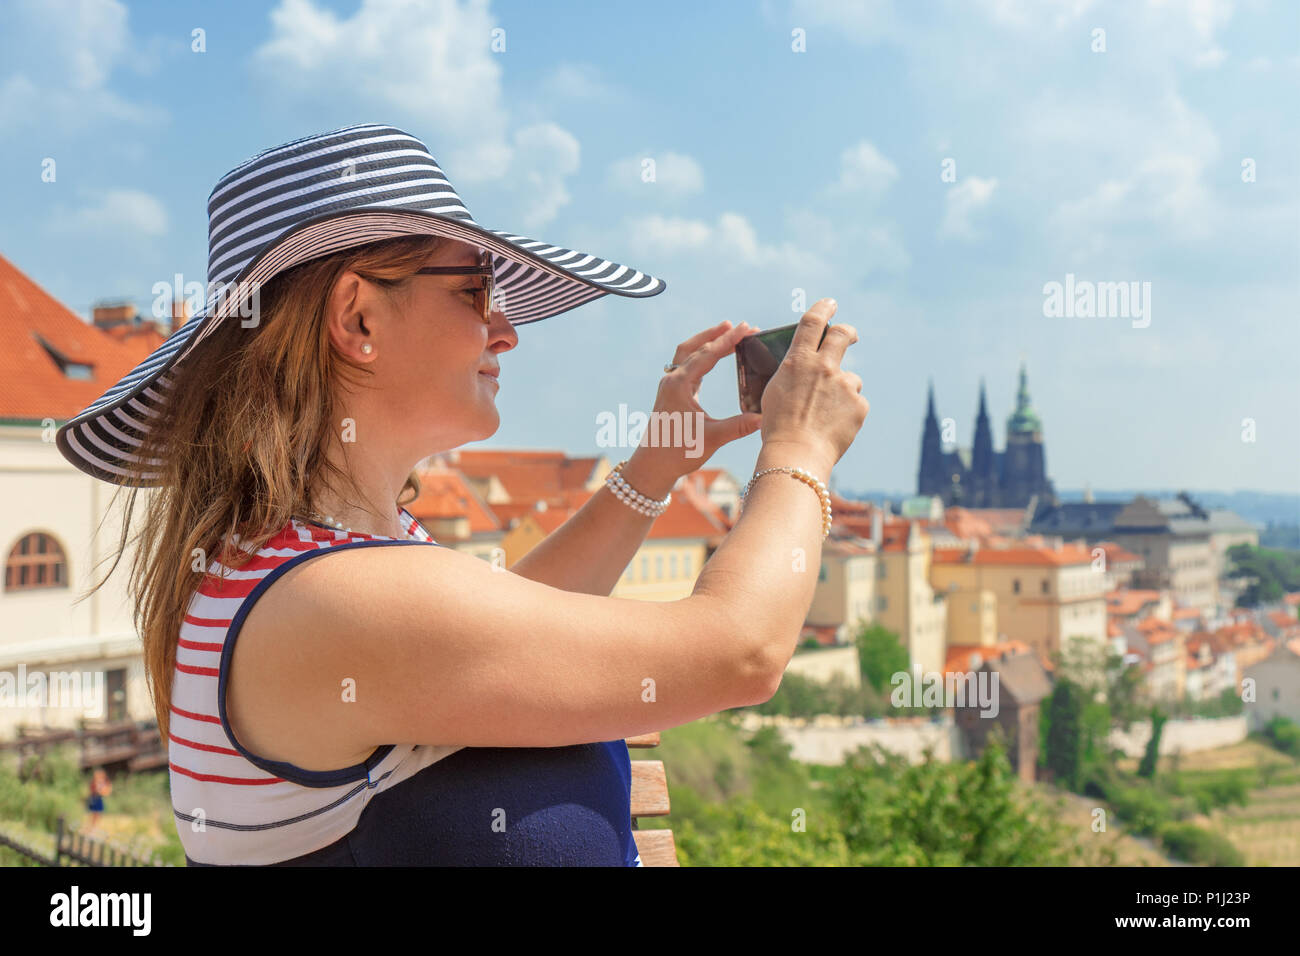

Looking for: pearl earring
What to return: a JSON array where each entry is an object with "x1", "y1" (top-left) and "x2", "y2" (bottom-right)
[{"x1": 361, "y1": 343, "x2": 373, "y2": 354}]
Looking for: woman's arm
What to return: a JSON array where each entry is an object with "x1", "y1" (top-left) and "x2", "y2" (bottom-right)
[
  {"x1": 507, "y1": 449, "x2": 678, "y2": 596},
  {"x1": 507, "y1": 319, "x2": 760, "y2": 595}
]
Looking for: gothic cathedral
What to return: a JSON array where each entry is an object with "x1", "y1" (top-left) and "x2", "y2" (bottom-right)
[{"x1": 917, "y1": 363, "x2": 1057, "y2": 509}]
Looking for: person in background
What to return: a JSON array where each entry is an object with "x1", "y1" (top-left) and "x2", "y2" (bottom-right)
[{"x1": 84, "y1": 768, "x2": 112, "y2": 834}]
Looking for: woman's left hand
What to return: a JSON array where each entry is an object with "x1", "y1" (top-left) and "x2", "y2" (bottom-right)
[{"x1": 624, "y1": 320, "x2": 762, "y2": 491}]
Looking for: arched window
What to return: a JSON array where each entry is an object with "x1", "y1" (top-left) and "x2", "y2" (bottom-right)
[{"x1": 5, "y1": 532, "x2": 68, "y2": 592}]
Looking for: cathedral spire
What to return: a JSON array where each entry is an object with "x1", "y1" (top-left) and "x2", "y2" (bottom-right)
[
  {"x1": 918, "y1": 379, "x2": 945, "y2": 496},
  {"x1": 1006, "y1": 361, "x2": 1043, "y2": 435},
  {"x1": 971, "y1": 377, "x2": 997, "y2": 506}
]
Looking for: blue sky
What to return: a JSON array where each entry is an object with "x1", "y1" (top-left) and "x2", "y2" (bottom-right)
[{"x1": 1, "y1": 0, "x2": 1297, "y2": 495}]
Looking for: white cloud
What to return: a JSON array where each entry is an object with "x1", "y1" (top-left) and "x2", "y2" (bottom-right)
[
  {"x1": 625, "y1": 209, "x2": 909, "y2": 278},
  {"x1": 539, "y1": 62, "x2": 617, "y2": 102},
  {"x1": 826, "y1": 141, "x2": 899, "y2": 201},
  {"x1": 790, "y1": 0, "x2": 904, "y2": 44},
  {"x1": 626, "y1": 212, "x2": 825, "y2": 274},
  {"x1": 251, "y1": 0, "x2": 590, "y2": 227},
  {"x1": 0, "y1": 0, "x2": 164, "y2": 130},
  {"x1": 510, "y1": 123, "x2": 580, "y2": 230},
  {"x1": 47, "y1": 189, "x2": 169, "y2": 237},
  {"x1": 1041, "y1": 90, "x2": 1219, "y2": 244},
  {"x1": 939, "y1": 176, "x2": 998, "y2": 240},
  {"x1": 253, "y1": 0, "x2": 512, "y2": 181},
  {"x1": 605, "y1": 151, "x2": 705, "y2": 198},
  {"x1": 1193, "y1": 45, "x2": 1228, "y2": 68},
  {"x1": 974, "y1": 0, "x2": 1097, "y2": 30}
]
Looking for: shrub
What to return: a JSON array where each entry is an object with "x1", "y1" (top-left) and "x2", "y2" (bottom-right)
[{"x1": 1159, "y1": 823, "x2": 1245, "y2": 866}]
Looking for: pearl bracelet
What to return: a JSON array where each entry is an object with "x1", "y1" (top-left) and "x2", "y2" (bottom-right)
[
  {"x1": 604, "y1": 459, "x2": 672, "y2": 517},
  {"x1": 741, "y1": 466, "x2": 833, "y2": 539}
]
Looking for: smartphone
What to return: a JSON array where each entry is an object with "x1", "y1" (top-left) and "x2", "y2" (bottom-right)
[{"x1": 735, "y1": 321, "x2": 830, "y2": 414}]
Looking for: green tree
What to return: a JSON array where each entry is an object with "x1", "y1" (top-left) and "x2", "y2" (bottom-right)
[
  {"x1": 1225, "y1": 544, "x2": 1300, "y2": 607},
  {"x1": 828, "y1": 733, "x2": 1082, "y2": 865},
  {"x1": 1044, "y1": 678, "x2": 1085, "y2": 791},
  {"x1": 1137, "y1": 707, "x2": 1167, "y2": 779},
  {"x1": 854, "y1": 622, "x2": 909, "y2": 694}
]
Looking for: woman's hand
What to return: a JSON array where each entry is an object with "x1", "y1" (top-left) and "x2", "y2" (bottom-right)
[{"x1": 623, "y1": 320, "x2": 762, "y2": 494}]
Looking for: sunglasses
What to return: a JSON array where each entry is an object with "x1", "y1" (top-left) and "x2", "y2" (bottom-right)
[{"x1": 413, "y1": 250, "x2": 496, "y2": 323}]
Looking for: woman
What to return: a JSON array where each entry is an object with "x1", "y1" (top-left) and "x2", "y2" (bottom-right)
[
  {"x1": 59, "y1": 124, "x2": 868, "y2": 866},
  {"x1": 84, "y1": 768, "x2": 112, "y2": 834}
]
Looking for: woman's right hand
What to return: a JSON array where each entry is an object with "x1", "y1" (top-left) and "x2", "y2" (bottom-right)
[{"x1": 750, "y1": 298, "x2": 868, "y2": 476}]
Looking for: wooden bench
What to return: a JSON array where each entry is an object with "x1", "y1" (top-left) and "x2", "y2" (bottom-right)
[{"x1": 625, "y1": 731, "x2": 679, "y2": 866}]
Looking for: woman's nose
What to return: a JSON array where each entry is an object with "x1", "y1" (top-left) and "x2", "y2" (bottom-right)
[{"x1": 488, "y1": 309, "x2": 518, "y2": 349}]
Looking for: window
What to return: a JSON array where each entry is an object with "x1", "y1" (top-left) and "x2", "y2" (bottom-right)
[
  {"x1": 669, "y1": 553, "x2": 678, "y2": 579},
  {"x1": 106, "y1": 668, "x2": 127, "y2": 722},
  {"x1": 640, "y1": 555, "x2": 649, "y2": 580},
  {"x1": 655, "y1": 554, "x2": 663, "y2": 579},
  {"x1": 818, "y1": 564, "x2": 827, "y2": 582},
  {"x1": 5, "y1": 532, "x2": 68, "y2": 592},
  {"x1": 877, "y1": 595, "x2": 888, "y2": 611},
  {"x1": 877, "y1": 563, "x2": 886, "y2": 580},
  {"x1": 1013, "y1": 578, "x2": 1021, "y2": 595},
  {"x1": 1041, "y1": 578, "x2": 1050, "y2": 595}
]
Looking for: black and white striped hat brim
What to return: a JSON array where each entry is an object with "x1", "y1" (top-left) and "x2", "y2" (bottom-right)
[{"x1": 55, "y1": 123, "x2": 666, "y2": 486}]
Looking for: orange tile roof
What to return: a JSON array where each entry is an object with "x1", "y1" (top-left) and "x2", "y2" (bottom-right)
[
  {"x1": 407, "y1": 469, "x2": 503, "y2": 536},
  {"x1": 649, "y1": 491, "x2": 728, "y2": 540},
  {"x1": 675, "y1": 473, "x2": 734, "y2": 531},
  {"x1": 1268, "y1": 609, "x2": 1300, "y2": 629},
  {"x1": 1095, "y1": 540, "x2": 1142, "y2": 564},
  {"x1": 100, "y1": 321, "x2": 170, "y2": 362},
  {"x1": 0, "y1": 251, "x2": 165, "y2": 421},
  {"x1": 1107, "y1": 589, "x2": 1163, "y2": 617},
  {"x1": 1137, "y1": 617, "x2": 1180, "y2": 644},
  {"x1": 931, "y1": 543, "x2": 1093, "y2": 567},
  {"x1": 828, "y1": 491, "x2": 873, "y2": 515},
  {"x1": 528, "y1": 506, "x2": 574, "y2": 535},
  {"x1": 449, "y1": 449, "x2": 602, "y2": 498},
  {"x1": 799, "y1": 624, "x2": 840, "y2": 646},
  {"x1": 943, "y1": 640, "x2": 1032, "y2": 676}
]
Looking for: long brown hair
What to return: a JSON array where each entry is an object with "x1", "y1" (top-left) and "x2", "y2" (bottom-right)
[{"x1": 75, "y1": 233, "x2": 455, "y2": 740}]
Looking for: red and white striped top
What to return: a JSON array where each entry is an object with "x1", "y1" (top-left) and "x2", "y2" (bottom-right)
[{"x1": 168, "y1": 507, "x2": 465, "y2": 865}]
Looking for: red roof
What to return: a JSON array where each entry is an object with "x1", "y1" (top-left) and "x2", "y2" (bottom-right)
[
  {"x1": 674, "y1": 473, "x2": 734, "y2": 532},
  {"x1": 944, "y1": 640, "x2": 1032, "y2": 676},
  {"x1": 1095, "y1": 540, "x2": 1142, "y2": 564},
  {"x1": 1107, "y1": 589, "x2": 1163, "y2": 617},
  {"x1": 0, "y1": 251, "x2": 165, "y2": 421},
  {"x1": 407, "y1": 468, "x2": 502, "y2": 536},
  {"x1": 1268, "y1": 609, "x2": 1300, "y2": 629},
  {"x1": 648, "y1": 490, "x2": 728, "y2": 540},
  {"x1": 448, "y1": 449, "x2": 602, "y2": 498},
  {"x1": 1137, "y1": 618, "x2": 1180, "y2": 645},
  {"x1": 931, "y1": 543, "x2": 1093, "y2": 567}
]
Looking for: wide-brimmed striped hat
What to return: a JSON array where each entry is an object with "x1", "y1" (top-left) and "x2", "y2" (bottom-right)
[{"x1": 55, "y1": 122, "x2": 666, "y2": 486}]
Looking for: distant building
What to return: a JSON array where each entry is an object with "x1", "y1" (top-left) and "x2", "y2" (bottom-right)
[
  {"x1": 918, "y1": 364, "x2": 1057, "y2": 509},
  {"x1": 0, "y1": 252, "x2": 176, "y2": 737},
  {"x1": 931, "y1": 541, "x2": 1108, "y2": 667},
  {"x1": 1031, "y1": 492, "x2": 1239, "y2": 612},
  {"x1": 1243, "y1": 639, "x2": 1300, "y2": 729},
  {"x1": 953, "y1": 649, "x2": 1052, "y2": 783},
  {"x1": 808, "y1": 537, "x2": 877, "y2": 644}
]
